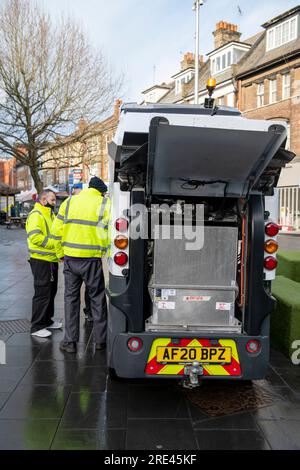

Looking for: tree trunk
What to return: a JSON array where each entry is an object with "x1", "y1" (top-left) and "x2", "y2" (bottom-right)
[{"x1": 29, "y1": 164, "x2": 43, "y2": 194}]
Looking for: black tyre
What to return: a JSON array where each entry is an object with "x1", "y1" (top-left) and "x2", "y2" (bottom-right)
[{"x1": 108, "y1": 367, "x2": 121, "y2": 381}]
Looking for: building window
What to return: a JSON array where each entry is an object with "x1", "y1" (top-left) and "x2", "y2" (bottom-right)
[
  {"x1": 88, "y1": 163, "x2": 99, "y2": 178},
  {"x1": 217, "y1": 96, "x2": 226, "y2": 105},
  {"x1": 227, "y1": 51, "x2": 232, "y2": 67},
  {"x1": 212, "y1": 59, "x2": 215, "y2": 74},
  {"x1": 58, "y1": 169, "x2": 66, "y2": 184},
  {"x1": 282, "y1": 73, "x2": 291, "y2": 99},
  {"x1": 184, "y1": 73, "x2": 193, "y2": 83},
  {"x1": 222, "y1": 54, "x2": 226, "y2": 69},
  {"x1": 267, "y1": 15, "x2": 298, "y2": 51},
  {"x1": 175, "y1": 78, "x2": 184, "y2": 94},
  {"x1": 211, "y1": 49, "x2": 234, "y2": 75},
  {"x1": 269, "y1": 78, "x2": 277, "y2": 103},
  {"x1": 257, "y1": 82, "x2": 264, "y2": 107}
]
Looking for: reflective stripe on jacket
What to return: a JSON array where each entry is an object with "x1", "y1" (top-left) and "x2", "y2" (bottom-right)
[
  {"x1": 26, "y1": 203, "x2": 58, "y2": 262},
  {"x1": 51, "y1": 188, "x2": 111, "y2": 259}
]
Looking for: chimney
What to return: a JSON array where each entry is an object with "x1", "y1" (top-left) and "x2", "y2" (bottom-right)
[
  {"x1": 213, "y1": 21, "x2": 241, "y2": 49},
  {"x1": 181, "y1": 52, "x2": 194, "y2": 70},
  {"x1": 114, "y1": 99, "x2": 123, "y2": 120},
  {"x1": 180, "y1": 52, "x2": 204, "y2": 71}
]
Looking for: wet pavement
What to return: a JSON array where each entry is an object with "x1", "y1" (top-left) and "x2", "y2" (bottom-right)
[
  {"x1": 278, "y1": 233, "x2": 300, "y2": 251},
  {"x1": 0, "y1": 225, "x2": 300, "y2": 450}
]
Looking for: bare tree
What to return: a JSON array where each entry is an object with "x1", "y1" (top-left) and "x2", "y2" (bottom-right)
[{"x1": 0, "y1": 0, "x2": 122, "y2": 192}]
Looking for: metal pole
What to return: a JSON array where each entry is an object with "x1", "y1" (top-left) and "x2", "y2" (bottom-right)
[{"x1": 194, "y1": 0, "x2": 200, "y2": 104}]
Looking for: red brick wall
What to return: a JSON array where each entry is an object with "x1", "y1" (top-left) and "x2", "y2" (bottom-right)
[
  {"x1": 238, "y1": 59, "x2": 300, "y2": 160},
  {"x1": 0, "y1": 158, "x2": 17, "y2": 187}
]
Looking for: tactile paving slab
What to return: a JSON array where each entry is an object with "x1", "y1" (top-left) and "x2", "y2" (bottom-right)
[{"x1": 0, "y1": 319, "x2": 31, "y2": 335}]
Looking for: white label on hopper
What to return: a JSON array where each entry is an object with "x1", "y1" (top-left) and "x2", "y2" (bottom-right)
[
  {"x1": 216, "y1": 302, "x2": 231, "y2": 311},
  {"x1": 157, "y1": 301, "x2": 175, "y2": 310},
  {"x1": 162, "y1": 289, "x2": 176, "y2": 297}
]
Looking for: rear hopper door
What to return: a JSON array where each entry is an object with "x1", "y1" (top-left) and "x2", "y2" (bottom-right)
[{"x1": 147, "y1": 118, "x2": 287, "y2": 198}]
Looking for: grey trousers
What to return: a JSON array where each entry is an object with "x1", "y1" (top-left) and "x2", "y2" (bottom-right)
[{"x1": 63, "y1": 259, "x2": 107, "y2": 343}]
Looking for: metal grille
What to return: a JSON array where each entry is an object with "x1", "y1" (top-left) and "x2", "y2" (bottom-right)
[
  {"x1": 153, "y1": 226, "x2": 238, "y2": 287},
  {"x1": 0, "y1": 319, "x2": 31, "y2": 335}
]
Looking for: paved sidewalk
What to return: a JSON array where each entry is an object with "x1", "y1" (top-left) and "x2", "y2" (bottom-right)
[{"x1": 0, "y1": 226, "x2": 300, "y2": 450}]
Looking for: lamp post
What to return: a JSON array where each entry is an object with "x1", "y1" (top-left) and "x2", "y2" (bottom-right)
[{"x1": 193, "y1": 0, "x2": 203, "y2": 104}]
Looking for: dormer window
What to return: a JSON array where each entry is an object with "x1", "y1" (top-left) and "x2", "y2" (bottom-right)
[
  {"x1": 142, "y1": 84, "x2": 171, "y2": 103},
  {"x1": 209, "y1": 43, "x2": 249, "y2": 76},
  {"x1": 175, "y1": 79, "x2": 182, "y2": 94},
  {"x1": 174, "y1": 70, "x2": 194, "y2": 94},
  {"x1": 266, "y1": 15, "x2": 298, "y2": 51},
  {"x1": 211, "y1": 51, "x2": 232, "y2": 75}
]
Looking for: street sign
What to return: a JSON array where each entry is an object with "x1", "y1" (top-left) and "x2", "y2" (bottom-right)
[{"x1": 72, "y1": 168, "x2": 83, "y2": 183}]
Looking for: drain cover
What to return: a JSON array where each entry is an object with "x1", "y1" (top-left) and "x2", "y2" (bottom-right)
[
  {"x1": 0, "y1": 319, "x2": 31, "y2": 334},
  {"x1": 181, "y1": 381, "x2": 276, "y2": 417}
]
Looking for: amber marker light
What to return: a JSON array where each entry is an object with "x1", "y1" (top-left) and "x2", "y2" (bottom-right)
[
  {"x1": 114, "y1": 235, "x2": 129, "y2": 250},
  {"x1": 264, "y1": 239, "x2": 279, "y2": 254}
]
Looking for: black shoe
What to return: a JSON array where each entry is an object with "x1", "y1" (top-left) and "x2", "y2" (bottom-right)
[
  {"x1": 95, "y1": 343, "x2": 106, "y2": 351},
  {"x1": 60, "y1": 341, "x2": 77, "y2": 353}
]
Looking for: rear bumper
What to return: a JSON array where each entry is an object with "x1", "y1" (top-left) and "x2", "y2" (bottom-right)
[{"x1": 109, "y1": 331, "x2": 269, "y2": 380}]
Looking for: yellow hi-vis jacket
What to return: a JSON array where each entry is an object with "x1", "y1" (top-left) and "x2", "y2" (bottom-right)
[
  {"x1": 51, "y1": 188, "x2": 111, "y2": 259},
  {"x1": 26, "y1": 203, "x2": 59, "y2": 262}
]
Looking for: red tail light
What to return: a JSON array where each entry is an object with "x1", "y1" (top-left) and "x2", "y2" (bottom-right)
[
  {"x1": 127, "y1": 337, "x2": 143, "y2": 352},
  {"x1": 264, "y1": 256, "x2": 278, "y2": 270},
  {"x1": 115, "y1": 218, "x2": 128, "y2": 233},
  {"x1": 114, "y1": 251, "x2": 128, "y2": 266},
  {"x1": 265, "y1": 222, "x2": 279, "y2": 237},
  {"x1": 246, "y1": 340, "x2": 261, "y2": 354}
]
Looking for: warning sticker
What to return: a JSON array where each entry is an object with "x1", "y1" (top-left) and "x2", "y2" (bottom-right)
[
  {"x1": 154, "y1": 288, "x2": 167, "y2": 300},
  {"x1": 183, "y1": 296, "x2": 211, "y2": 302},
  {"x1": 216, "y1": 302, "x2": 231, "y2": 311},
  {"x1": 157, "y1": 301, "x2": 176, "y2": 310}
]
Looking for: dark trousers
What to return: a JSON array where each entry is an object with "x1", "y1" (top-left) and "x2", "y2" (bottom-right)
[
  {"x1": 29, "y1": 258, "x2": 58, "y2": 333},
  {"x1": 83, "y1": 287, "x2": 92, "y2": 320},
  {"x1": 63, "y1": 259, "x2": 107, "y2": 343}
]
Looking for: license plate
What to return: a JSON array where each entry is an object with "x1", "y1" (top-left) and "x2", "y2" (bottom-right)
[{"x1": 156, "y1": 346, "x2": 231, "y2": 364}]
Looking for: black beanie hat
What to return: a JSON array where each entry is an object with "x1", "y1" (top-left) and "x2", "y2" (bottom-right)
[{"x1": 89, "y1": 177, "x2": 108, "y2": 194}]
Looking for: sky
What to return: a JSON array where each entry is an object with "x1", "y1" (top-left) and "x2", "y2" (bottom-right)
[{"x1": 3, "y1": 0, "x2": 300, "y2": 102}]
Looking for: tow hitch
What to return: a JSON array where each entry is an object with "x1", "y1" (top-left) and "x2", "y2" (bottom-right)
[{"x1": 183, "y1": 361, "x2": 203, "y2": 388}]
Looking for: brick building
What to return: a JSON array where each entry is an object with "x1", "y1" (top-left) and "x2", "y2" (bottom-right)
[
  {"x1": 0, "y1": 157, "x2": 17, "y2": 188},
  {"x1": 42, "y1": 100, "x2": 122, "y2": 192},
  {"x1": 146, "y1": 6, "x2": 299, "y2": 158},
  {"x1": 236, "y1": 6, "x2": 300, "y2": 229},
  {"x1": 141, "y1": 6, "x2": 300, "y2": 229},
  {"x1": 16, "y1": 162, "x2": 32, "y2": 191},
  {"x1": 0, "y1": 158, "x2": 18, "y2": 215},
  {"x1": 146, "y1": 21, "x2": 260, "y2": 107}
]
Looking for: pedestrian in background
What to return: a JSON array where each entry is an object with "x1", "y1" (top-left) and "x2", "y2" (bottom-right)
[
  {"x1": 52, "y1": 177, "x2": 110, "y2": 353},
  {"x1": 26, "y1": 189, "x2": 63, "y2": 338}
]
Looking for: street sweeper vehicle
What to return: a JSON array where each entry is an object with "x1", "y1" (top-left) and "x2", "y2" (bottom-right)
[{"x1": 106, "y1": 98, "x2": 294, "y2": 386}]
